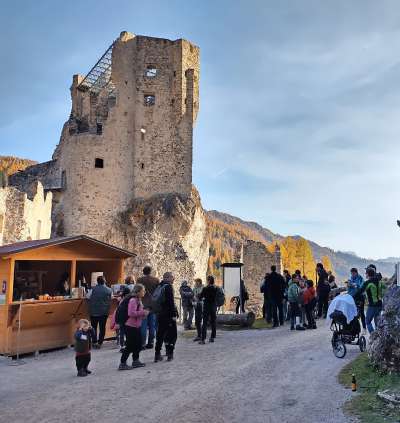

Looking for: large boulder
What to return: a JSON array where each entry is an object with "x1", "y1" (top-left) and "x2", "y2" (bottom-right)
[
  {"x1": 368, "y1": 285, "x2": 400, "y2": 373},
  {"x1": 104, "y1": 186, "x2": 209, "y2": 290}
]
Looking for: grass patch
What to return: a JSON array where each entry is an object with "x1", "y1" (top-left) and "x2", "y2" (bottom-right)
[
  {"x1": 252, "y1": 318, "x2": 271, "y2": 330},
  {"x1": 339, "y1": 353, "x2": 400, "y2": 423}
]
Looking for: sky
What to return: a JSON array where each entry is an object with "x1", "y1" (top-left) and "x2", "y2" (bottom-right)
[{"x1": 1, "y1": 0, "x2": 400, "y2": 259}]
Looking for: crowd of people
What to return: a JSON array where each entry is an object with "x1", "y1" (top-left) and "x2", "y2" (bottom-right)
[
  {"x1": 73, "y1": 268, "x2": 224, "y2": 376},
  {"x1": 73, "y1": 262, "x2": 386, "y2": 377},
  {"x1": 259, "y1": 262, "x2": 385, "y2": 335}
]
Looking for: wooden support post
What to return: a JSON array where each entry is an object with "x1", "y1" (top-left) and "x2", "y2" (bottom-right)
[
  {"x1": 6, "y1": 258, "x2": 15, "y2": 305},
  {"x1": 119, "y1": 260, "x2": 124, "y2": 283},
  {"x1": 70, "y1": 260, "x2": 77, "y2": 288}
]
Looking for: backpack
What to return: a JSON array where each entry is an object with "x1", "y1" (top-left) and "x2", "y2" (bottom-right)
[
  {"x1": 151, "y1": 284, "x2": 166, "y2": 313},
  {"x1": 115, "y1": 295, "x2": 133, "y2": 326},
  {"x1": 215, "y1": 286, "x2": 226, "y2": 307}
]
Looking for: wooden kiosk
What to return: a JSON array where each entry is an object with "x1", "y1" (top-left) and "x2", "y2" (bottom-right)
[{"x1": 0, "y1": 235, "x2": 134, "y2": 355}]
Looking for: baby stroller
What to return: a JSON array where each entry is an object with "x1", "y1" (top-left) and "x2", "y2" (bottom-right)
[{"x1": 328, "y1": 294, "x2": 367, "y2": 358}]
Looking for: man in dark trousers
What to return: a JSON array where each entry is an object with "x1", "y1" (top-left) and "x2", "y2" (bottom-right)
[
  {"x1": 154, "y1": 272, "x2": 178, "y2": 362},
  {"x1": 137, "y1": 265, "x2": 159, "y2": 349},
  {"x1": 267, "y1": 265, "x2": 286, "y2": 328},
  {"x1": 199, "y1": 275, "x2": 218, "y2": 344},
  {"x1": 260, "y1": 273, "x2": 272, "y2": 323},
  {"x1": 316, "y1": 263, "x2": 330, "y2": 318},
  {"x1": 89, "y1": 275, "x2": 112, "y2": 348},
  {"x1": 235, "y1": 279, "x2": 249, "y2": 314}
]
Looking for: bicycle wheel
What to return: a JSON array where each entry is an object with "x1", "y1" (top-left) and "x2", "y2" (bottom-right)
[
  {"x1": 359, "y1": 335, "x2": 367, "y2": 352},
  {"x1": 332, "y1": 339, "x2": 347, "y2": 358}
]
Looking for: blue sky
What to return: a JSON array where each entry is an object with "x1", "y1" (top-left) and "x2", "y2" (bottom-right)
[{"x1": 1, "y1": 0, "x2": 400, "y2": 259}]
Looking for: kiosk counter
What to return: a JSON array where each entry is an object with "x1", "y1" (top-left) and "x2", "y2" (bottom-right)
[{"x1": 0, "y1": 235, "x2": 135, "y2": 355}]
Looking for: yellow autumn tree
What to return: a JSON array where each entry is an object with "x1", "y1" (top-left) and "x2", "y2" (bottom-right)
[{"x1": 278, "y1": 237, "x2": 316, "y2": 279}]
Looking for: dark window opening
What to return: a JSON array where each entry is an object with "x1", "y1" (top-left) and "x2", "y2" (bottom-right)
[
  {"x1": 77, "y1": 118, "x2": 89, "y2": 133},
  {"x1": 96, "y1": 123, "x2": 103, "y2": 135},
  {"x1": 144, "y1": 66, "x2": 157, "y2": 78},
  {"x1": 61, "y1": 170, "x2": 67, "y2": 190},
  {"x1": 144, "y1": 95, "x2": 155, "y2": 106},
  {"x1": 141, "y1": 163, "x2": 145, "y2": 169},
  {"x1": 173, "y1": 71, "x2": 176, "y2": 77},
  {"x1": 171, "y1": 99, "x2": 175, "y2": 105},
  {"x1": 95, "y1": 158, "x2": 104, "y2": 168}
]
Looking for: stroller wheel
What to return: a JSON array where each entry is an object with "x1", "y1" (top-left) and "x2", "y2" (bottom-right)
[
  {"x1": 359, "y1": 335, "x2": 367, "y2": 352},
  {"x1": 332, "y1": 339, "x2": 346, "y2": 358}
]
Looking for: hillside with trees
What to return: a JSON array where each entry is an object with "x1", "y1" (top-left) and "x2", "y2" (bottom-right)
[
  {"x1": 207, "y1": 210, "x2": 395, "y2": 282},
  {"x1": 0, "y1": 156, "x2": 36, "y2": 176},
  {"x1": 207, "y1": 212, "x2": 328, "y2": 282}
]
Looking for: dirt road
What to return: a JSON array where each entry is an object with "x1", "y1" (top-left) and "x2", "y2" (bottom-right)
[{"x1": 0, "y1": 324, "x2": 358, "y2": 423}]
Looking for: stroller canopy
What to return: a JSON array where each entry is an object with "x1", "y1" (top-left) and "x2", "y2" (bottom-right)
[{"x1": 327, "y1": 294, "x2": 358, "y2": 324}]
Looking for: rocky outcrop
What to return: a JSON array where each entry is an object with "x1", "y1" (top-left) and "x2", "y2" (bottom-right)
[
  {"x1": 369, "y1": 285, "x2": 400, "y2": 373},
  {"x1": 105, "y1": 186, "x2": 209, "y2": 289}
]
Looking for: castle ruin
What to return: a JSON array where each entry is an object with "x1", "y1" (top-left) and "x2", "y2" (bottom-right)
[
  {"x1": 9, "y1": 31, "x2": 208, "y2": 284},
  {"x1": 11, "y1": 31, "x2": 199, "y2": 240}
]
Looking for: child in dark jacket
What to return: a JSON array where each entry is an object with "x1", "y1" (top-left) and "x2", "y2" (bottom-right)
[{"x1": 74, "y1": 319, "x2": 95, "y2": 377}]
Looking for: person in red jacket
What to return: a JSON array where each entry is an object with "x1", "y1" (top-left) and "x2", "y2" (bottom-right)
[{"x1": 303, "y1": 280, "x2": 317, "y2": 329}]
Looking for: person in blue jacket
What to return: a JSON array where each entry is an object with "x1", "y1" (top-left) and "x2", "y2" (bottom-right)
[{"x1": 347, "y1": 267, "x2": 366, "y2": 331}]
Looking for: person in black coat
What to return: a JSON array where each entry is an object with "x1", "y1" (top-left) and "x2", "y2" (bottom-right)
[
  {"x1": 154, "y1": 272, "x2": 178, "y2": 362},
  {"x1": 260, "y1": 273, "x2": 272, "y2": 323},
  {"x1": 316, "y1": 263, "x2": 330, "y2": 318},
  {"x1": 266, "y1": 265, "x2": 286, "y2": 327},
  {"x1": 199, "y1": 275, "x2": 218, "y2": 344}
]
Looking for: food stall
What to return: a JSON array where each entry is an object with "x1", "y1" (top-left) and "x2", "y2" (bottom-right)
[{"x1": 0, "y1": 235, "x2": 135, "y2": 355}]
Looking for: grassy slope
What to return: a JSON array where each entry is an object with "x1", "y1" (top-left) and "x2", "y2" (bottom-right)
[{"x1": 339, "y1": 353, "x2": 400, "y2": 423}]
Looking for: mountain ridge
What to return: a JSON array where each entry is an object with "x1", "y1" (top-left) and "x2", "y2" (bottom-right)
[{"x1": 206, "y1": 209, "x2": 395, "y2": 280}]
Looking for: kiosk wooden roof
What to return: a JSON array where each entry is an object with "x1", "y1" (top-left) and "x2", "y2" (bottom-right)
[{"x1": 0, "y1": 235, "x2": 135, "y2": 259}]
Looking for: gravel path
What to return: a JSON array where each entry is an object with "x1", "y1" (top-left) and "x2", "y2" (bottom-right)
[{"x1": 0, "y1": 324, "x2": 359, "y2": 423}]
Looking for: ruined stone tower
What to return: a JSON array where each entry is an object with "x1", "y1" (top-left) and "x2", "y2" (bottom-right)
[
  {"x1": 53, "y1": 31, "x2": 199, "y2": 237},
  {"x1": 8, "y1": 31, "x2": 209, "y2": 284},
  {"x1": 11, "y1": 31, "x2": 199, "y2": 238}
]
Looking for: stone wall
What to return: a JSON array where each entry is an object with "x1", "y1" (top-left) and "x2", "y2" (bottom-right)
[
  {"x1": 0, "y1": 182, "x2": 52, "y2": 245},
  {"x1": 242, "y1": 240, "x2": 282, "y2": 315}
]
